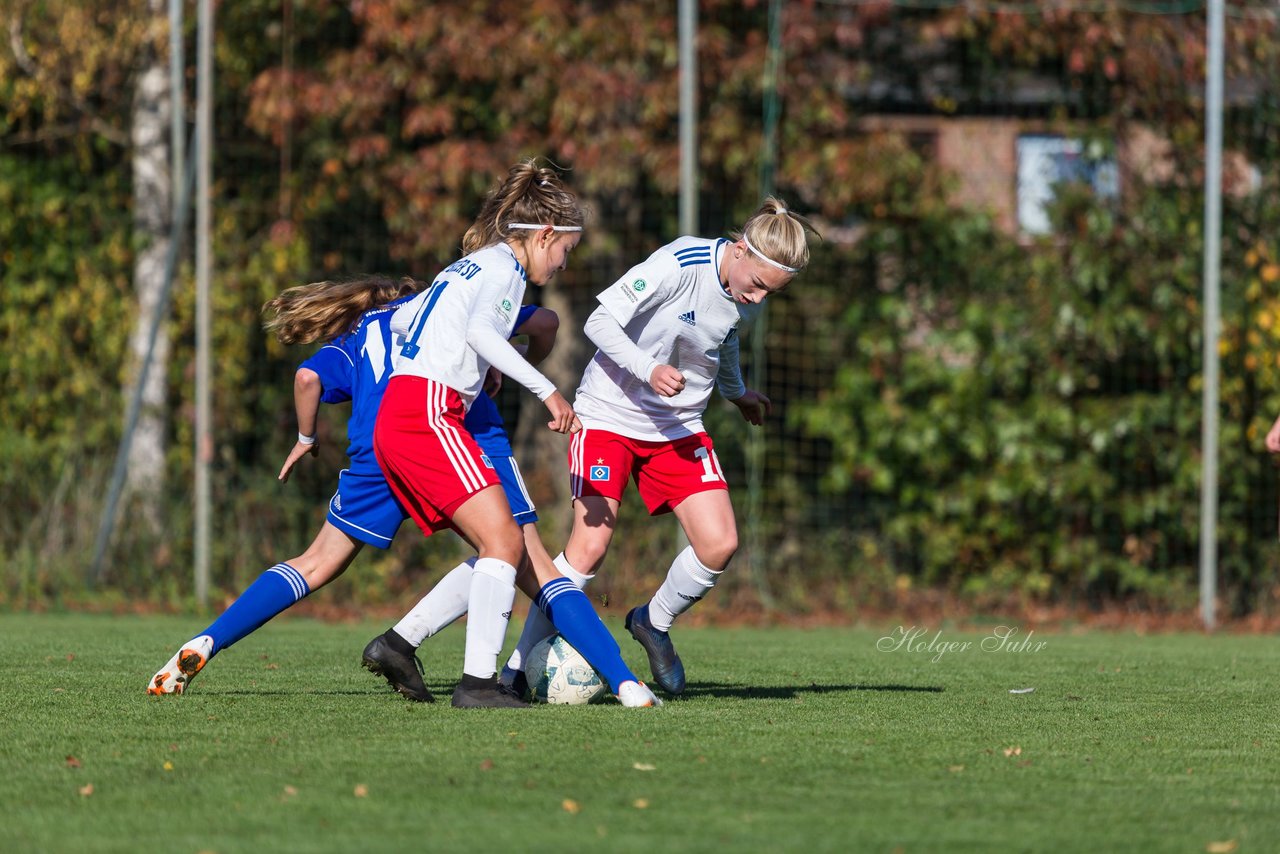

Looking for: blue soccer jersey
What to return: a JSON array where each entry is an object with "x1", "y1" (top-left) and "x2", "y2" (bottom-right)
[
  {"x1": 300, "y1": 295, "x2": 414, "y2": 478},
  {"x1": 298, "y1": 297, "x2": 539, "y2": 547}
]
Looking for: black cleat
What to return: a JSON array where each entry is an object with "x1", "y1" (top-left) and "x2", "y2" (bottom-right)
[
  {"x1": 362, "y1": 632, "x2": 433, "y2": 703},
  {"x1": 625, "y1": 604, "x2": 686, "y2": 695},
  {"x1": 451, "y1": 674, "x2": 530, "y2": 708},
  {"x1": 499, "y1": 666, "x2": 531, "y2": 701}
]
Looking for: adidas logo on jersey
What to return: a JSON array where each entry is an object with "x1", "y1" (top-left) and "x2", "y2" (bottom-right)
[{"x1": 678, "y1": 311, "x2": 696, "y2": 326}]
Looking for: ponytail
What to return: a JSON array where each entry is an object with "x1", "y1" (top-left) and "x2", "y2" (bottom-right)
[
  {"x1": 263, "y1": 275, "x2": 426, "y2": 345},
  {"x1": 461, "y1": 159, "x2": 586, "y2": 254},
  {"x1": 732, "y1": 197, "x2": 820, "y2": 275}
]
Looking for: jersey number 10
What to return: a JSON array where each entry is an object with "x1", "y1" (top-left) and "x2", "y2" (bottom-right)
[{"x1": 695, "y1": 446, "x2": 726, "y2": 484}]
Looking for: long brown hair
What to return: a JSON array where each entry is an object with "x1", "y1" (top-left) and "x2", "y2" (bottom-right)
[
  {"x1": 262, "y1": 275, "x2": 426, "y2": 345},
  {"x1": 461, "y1": 160, "x2": 586, "y2": 254}
]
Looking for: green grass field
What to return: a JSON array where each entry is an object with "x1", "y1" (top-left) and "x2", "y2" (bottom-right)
[{"x1": 1, "y1": 613, "x2": 1276, "y2": 853}]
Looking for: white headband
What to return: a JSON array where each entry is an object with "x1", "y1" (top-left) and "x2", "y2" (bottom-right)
[
  {"x1": 743, "y1": 233, "x2": 800, "y2": 274},
  {"x1": 506, "y1": 223, "x2": 583, "y2": 232}
]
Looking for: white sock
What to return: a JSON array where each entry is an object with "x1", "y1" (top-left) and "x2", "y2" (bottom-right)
[
  {"x1": 462, "y1": 557, "x2": 518, "y2": 679},
  {"x1": 504, "y1": 553, "x2": 593, "y2": 675},
  {"x1": 392, "y1": 558, "x2": 476, "y2": 647},
  {"x1": 648, "y1": 546, "x2": 721, "y2": 632}
]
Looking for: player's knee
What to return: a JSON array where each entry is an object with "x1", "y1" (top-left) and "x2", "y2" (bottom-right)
[
  {"x1": 567, "y1": 536, "x2": 611, "y2": 575},
  {"x1": 474, "y1": 520, "x2": 525, "y2": 566},
  {"x1": 494, "y1": 528, "x2": 525, "y2": 566},
  {"x1": 695, "y1": 532, "x2": 737, "y2": 570}
]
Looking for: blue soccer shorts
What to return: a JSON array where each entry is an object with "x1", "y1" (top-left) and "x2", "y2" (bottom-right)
[
  {"x1": 327, "y1": 454, "x2": 537, "y2": 550},
  {"x1": 483, "y1": 453, "x2": 538, "y2": 527},
  {"x1": 326, "y1": 468, "x2": 409, "y2": 549}
]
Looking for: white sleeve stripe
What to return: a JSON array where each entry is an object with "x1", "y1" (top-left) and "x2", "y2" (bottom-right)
[{"x1": 319, "y1": 344, "x2": 355, "y2": 367}]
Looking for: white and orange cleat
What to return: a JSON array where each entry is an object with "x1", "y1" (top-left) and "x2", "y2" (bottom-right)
[
  {"x1": 616, "y1": 680, "x2": 664, "y2": 708},
  {"x1": 147, "y1": 635, "x2": 214, "y2": 695}
]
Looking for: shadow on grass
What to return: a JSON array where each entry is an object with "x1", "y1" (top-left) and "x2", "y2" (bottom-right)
[
  {"x1": 199, "y1": 682, "x2": 946, "y2": 701},
  {"x1": 203, "y1": 689, "x2": 381, "y2": 696},
  {"x1": 675, "y1": 682, "x2": 945, "y2": 700}
]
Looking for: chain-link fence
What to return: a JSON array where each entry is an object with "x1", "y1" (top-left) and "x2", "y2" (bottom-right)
[{"x1": 5, "y1": 1, "x2": 1280, "y2": 618}]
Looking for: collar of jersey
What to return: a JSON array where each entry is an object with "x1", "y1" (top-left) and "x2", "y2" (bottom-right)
[
  {"x1": 497, "y1": 242, "x2": 527, "y2": 282},
  {"x1": 713, "y1": 238, "x2": 734, "y2": 301}
]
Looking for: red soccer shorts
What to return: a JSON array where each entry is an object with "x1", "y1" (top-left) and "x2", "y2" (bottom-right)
[
  {"x1": 568, "y1": 427, "x2": 728, "y2": 516},
  {"x1": 374, "y1": 375, "x2": 500, "y2": 537}
]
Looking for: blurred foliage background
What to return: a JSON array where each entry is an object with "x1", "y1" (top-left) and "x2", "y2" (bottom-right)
[{"x1": 4, "y1": 0, "x2": 1280, "y2": 620}]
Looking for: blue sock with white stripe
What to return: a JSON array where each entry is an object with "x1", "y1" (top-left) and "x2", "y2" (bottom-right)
[
  {"x1": 536, "y1": 577, "x2": 637, "y2": 692},
  {"x1": 200, "y1": 563, "x2": 311, "y2": 654}
]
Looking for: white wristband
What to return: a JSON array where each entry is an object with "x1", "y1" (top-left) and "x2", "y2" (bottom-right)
[{"x1": 297, "y1": 431, "x2": 316, "y2": 446}]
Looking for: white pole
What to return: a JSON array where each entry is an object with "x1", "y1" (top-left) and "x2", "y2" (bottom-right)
[
  {"x1": 675, "y1": 0, "x2": 698, "y2": 554},
  {"x1": 1200, "y1": 0, "x2": 1225, "y2": 630},
  {"x1": 195, "y1": 0, "x2": 213, "y2": 609},
  {"x1": 169, "y1": 0, "x2": 183, "y2": 204},
  {"x1": 678, "y1": 0, "x2": 697, "y2": 235}
]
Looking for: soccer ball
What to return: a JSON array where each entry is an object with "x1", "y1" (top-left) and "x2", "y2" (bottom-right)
[{"x1": 524, "y1": 635, "x2": 607, "y2": 705}]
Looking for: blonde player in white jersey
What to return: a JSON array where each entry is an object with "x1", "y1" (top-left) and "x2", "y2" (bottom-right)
[
  {"x1": 374, "y1": 160, "x2": 585, "y2": 708},
  {"x1": 500, "y1": 197, "x2": 817, "y2": 697}
]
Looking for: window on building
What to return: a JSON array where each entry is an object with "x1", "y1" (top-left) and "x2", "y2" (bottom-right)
[{"x1": 1016, "y1": 135, "x2": 1119, "y2": 235}]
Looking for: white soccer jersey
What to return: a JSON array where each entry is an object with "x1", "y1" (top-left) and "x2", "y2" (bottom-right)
[
  {"x1": 389, "y1": 242, "x2": 554, "y2": 409},
  {"x1": 574, "y1": 236, "x2": 742, "y2": 441}
]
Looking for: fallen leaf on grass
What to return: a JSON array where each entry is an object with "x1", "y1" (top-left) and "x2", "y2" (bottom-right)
[
  {"x1": 282, "y1": 785, "x2": 298, "y2": 799},
  {"x1": 65, "y1": 755, "x2": 81, "y2": 769},
  {"x1": 633, "y1": 799, "x2": 649, "y2": 809},
  {"x1": 66, "y1": 654, "x2": 75, "y2": 662},
  {"x1": 632, "y1": 763, "x2": 655, "y2": 771},
  {"x1": 1206, "y1": 841, "x2": 1238, "y2": 853},
  {"x1": 479, "y1": 759, "x2": 494, "y2": 771},
  {"x1": 1003, "y1": 746, "x2": 1022, "y2": 757},
  {"x1": 79, "y1": 784, "x2": 94, "y2": 797},
  {"x1": 948, "y1": 765, "x2": 965, "y2": 773},
  {"x1": 354, "y1": 785, "x2": 368, "y2": 798},
  {"x1": 562, "y1": 799, "x2": 580, "y2": 814},
  {"x1": 265, "y1": 663, "x2": 279, "y2": 671}
]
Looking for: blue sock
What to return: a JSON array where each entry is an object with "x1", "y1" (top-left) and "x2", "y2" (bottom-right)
[
  {"x1": 537, "y1": 578, "x2": 637, "y2": 692},
  {"x1": 200, "y1": 563, "x2": 311, "y2": 654}
]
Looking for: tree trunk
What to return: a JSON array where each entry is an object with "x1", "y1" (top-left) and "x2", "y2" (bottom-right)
[{"x1": 124, "y1": 5, "x2": 173, "y2": 531}]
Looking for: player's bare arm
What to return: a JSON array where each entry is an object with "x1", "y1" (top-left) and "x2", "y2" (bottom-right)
[{"x1": 279, "y1": 367, "x2": 322, "y2": 482}]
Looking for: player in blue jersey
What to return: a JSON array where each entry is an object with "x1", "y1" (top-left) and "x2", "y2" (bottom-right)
[
  {"x1": 145, "y1": 275, "x2": 427, "y2": 696},
  {"x1": 146, "y1": 268, "x2": 659, "y2": 708}
]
